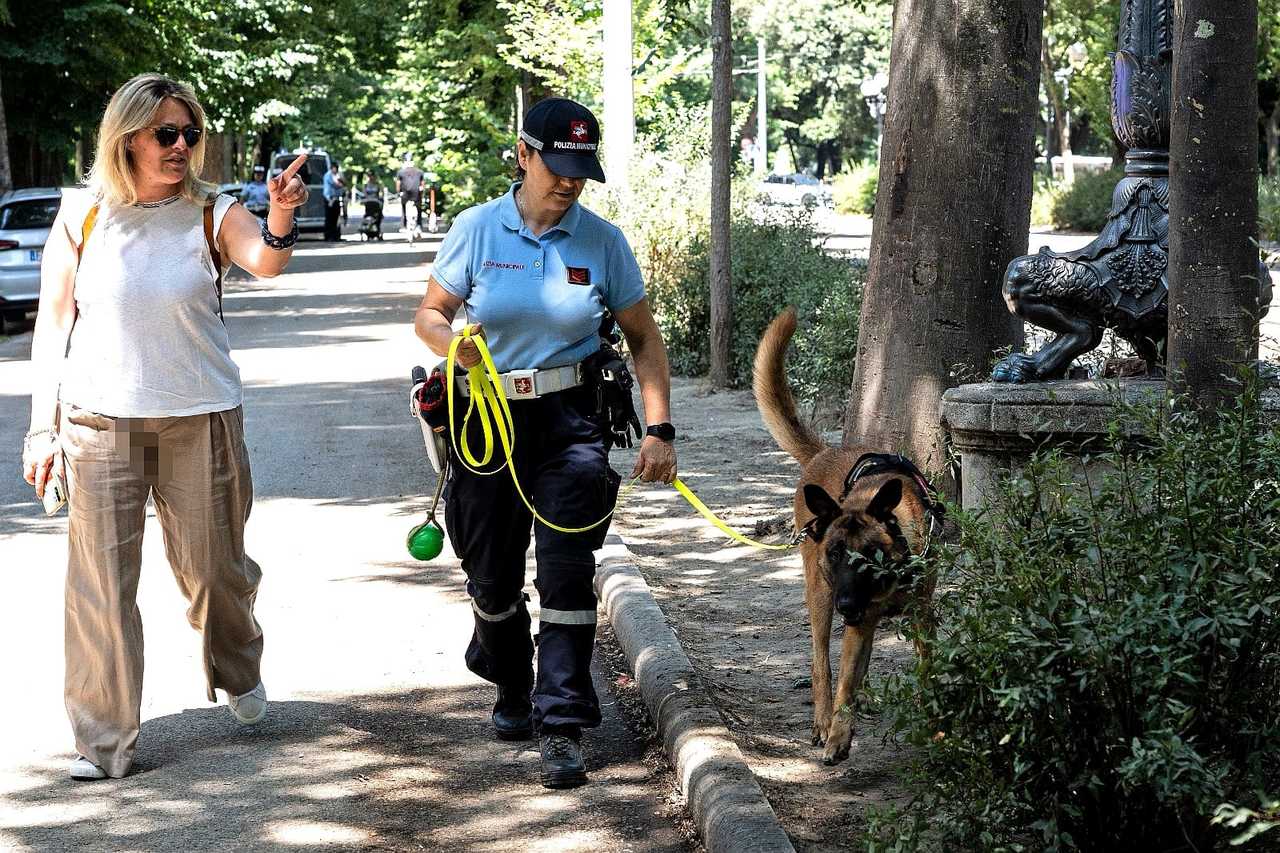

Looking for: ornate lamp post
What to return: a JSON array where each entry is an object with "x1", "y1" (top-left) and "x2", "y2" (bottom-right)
[
  {"x1": 991, "y1": 0, "x2": 1173, "y2": 381},
  {"x1": 990, "y1": 0, "x2": 1270, "y2": 383}
]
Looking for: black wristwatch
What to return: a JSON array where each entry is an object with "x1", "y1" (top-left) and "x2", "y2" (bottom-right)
[{"x1": 646, "y1": 422, "x2": 676, "y2": 442}]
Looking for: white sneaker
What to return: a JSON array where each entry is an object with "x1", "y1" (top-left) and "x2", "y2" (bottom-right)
[
  {"x1": 228, "y1": 681, "x2": 267, "y2": 725},
  {"x1": 68, "y1": 755, "x2": 107, "y2": 781}
]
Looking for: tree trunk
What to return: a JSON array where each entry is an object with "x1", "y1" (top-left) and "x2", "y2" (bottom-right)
[
  {"x1": 814, "y1": 140, "x2": 843, "y2": 179},
  {"x1": 0, "y1": 73, "x2": 10, "y2": 194},
  {"x1": 202, "y1": 131, "x2": 231, "y2": 184},
  {"x1": 74, "y1": 136, "x2": 87, "y2": 184},
  {"x1": 708, "y1": 0, "x2": 733, "y2": 388},
  {"x1": 785, "y1": 130, "x2": 800, "y2": 175},
  {"x1": 1057, "y1": 111, "x2": 1074, "y2": 183},
  {"x1": 841, "y1": 0, "x2": 1042, "y2": 482},
  {"x1": 1167, "y1": 2, "x2": 1260, "y2": 408},
  {"x1": 1043, "y1": 110, "x2": 1056, "y2": 176}
]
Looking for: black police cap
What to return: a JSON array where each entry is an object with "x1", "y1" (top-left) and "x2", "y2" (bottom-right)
[{"x1": 518, "y1": 98, "x2": 606, "y2": 183}]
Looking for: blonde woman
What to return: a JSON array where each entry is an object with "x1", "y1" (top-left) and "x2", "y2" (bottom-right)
[{"x1": 19, "y1": 74, "x2": 309, "y2": 780}]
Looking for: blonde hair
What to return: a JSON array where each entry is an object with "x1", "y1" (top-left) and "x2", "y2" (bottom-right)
[{"x1": 86, "y1": 74, "x2": 216, "y2": 206}]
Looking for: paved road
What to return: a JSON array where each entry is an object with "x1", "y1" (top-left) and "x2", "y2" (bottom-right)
[{"x1": 0, "y1": 228, "x2": 689, "y2": 852}]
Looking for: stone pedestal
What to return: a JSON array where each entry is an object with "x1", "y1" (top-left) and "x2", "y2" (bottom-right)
[
  {"x1": 940, "y1": 380, "x2": 1165, "y2": 512},
  {"x1": 941, "y1": 380, "x2": 1280, "y2": 511}
]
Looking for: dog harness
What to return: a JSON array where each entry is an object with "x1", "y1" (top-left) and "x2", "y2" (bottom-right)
[
  {"x1": 840, "y1": 453, "x2": 942, "y2": 514},
  {"x1": 800, "y1": 453, "x2": 944, "y2": 544}
]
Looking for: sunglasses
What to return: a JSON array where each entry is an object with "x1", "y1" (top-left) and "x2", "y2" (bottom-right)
[{"x1": 148, "y1": 125, "x2": 203, "y2": 148}]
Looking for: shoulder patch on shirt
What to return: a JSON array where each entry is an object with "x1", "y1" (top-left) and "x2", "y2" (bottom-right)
[{"x1": 566, "y1": 266, "x2": 591, "y2": 285}]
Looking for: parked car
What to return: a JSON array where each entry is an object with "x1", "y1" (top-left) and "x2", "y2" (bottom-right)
[
  {"x1": 0, "y1": 187, "x2": 62, "y2": 332},
  {"x1": 756, "y1": 172, "x2": 834, "y2": 209},
  {"x1": 272, "y1": 148, "x2": 332, "y2": 235}
]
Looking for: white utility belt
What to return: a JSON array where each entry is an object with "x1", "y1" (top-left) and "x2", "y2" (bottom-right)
[{"x1": 455, "y1": 362, "x2": 585, "y2": 400}]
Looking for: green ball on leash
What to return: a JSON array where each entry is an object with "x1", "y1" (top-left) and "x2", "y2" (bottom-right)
[{"x1": 407, "y1": 519, "x2": 444, "y2": 561}]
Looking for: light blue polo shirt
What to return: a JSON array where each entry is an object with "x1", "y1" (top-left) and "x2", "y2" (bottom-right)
[{"x1": 431, "y1": 183, "x2": 646, "y2": 372}]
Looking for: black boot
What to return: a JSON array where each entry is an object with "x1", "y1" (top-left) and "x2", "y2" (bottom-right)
[
  {"x1": 539, "y1": 728, "x2": 587, "y2": 789},
  {"x1": 493, "y1": 685, "x2": 534, "y2": 741}
]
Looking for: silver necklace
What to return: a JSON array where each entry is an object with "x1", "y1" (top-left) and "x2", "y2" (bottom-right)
[
  {"x1": 514, "y1": 187, "x2": 527, "y2": 223},
  {"x1": 134, "y1": 194, "x2": 180, "y2": 208}
]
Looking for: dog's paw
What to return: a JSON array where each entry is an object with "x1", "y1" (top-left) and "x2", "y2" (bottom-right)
[
  {"x1": 811, "y1": 715, "x2": 831, "y2": 747},
  {"x1": 822, "y1": 738, "x2": 851, "y2": 766},
  {"x1": 821, "y1": 720, "x2": 853, "y2": 765}
]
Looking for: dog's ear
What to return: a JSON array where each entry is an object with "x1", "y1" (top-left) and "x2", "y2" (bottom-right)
[
  {"x1": 867, "y1": 478, "x2": 903, "y2": 522},
  {"x1": 803, "y1": 484, "x2": 841, "y2": 537}
]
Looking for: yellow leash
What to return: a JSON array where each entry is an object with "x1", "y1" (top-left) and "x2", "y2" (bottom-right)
[
  {"x1": 446, "y1": 326, "x2": 627, "y2": 534},
  {"x1": 670, "y1": 478, "x2": 794, "y2": 550},
  {"x1": 445, "y1": 326, "x2": 795, "y2": 549}
]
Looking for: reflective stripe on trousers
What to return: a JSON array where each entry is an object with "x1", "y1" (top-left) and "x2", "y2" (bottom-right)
[{"x1": 538, "y1": 607, "x2": 598, "y2": 626}]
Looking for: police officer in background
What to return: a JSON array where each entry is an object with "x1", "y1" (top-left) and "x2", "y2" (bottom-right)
[
  {"x1": 413, "y1": 97, "x2": 677, "y2": 789},
  {"x1": 241, "y1": 164, "x2": 270, "y2": 217}
]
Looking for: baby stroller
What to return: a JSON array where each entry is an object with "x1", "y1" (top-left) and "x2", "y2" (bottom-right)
[{"x1": 360, "y1": 191, "x2": 384, "y2": 242}]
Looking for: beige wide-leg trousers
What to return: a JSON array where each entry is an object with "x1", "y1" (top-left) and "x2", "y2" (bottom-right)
[{"x1": 60, "y1": 404, "x2": 264, "y2": 778}]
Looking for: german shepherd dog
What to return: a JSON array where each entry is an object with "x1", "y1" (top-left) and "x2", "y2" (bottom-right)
[{"x1": 753, "y1": 308, "x2": 938, "y2": 765}]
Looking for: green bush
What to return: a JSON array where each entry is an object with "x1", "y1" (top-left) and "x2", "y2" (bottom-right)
[
  {"x1": 1050, "y1": 168, "x2": 1121, "y2": 232},
  {"x1": 643, "y1": 203, "x2": 863, "y2": 403},
  {"x1": 867, "y1": 380, "x2": 1280, "y2": 852},
  {"x1": 1259, "y1": 176, "x2": 1280, "y2": 244},
  {"x1": 593, "y1": 105, "x2": 863, "y2": 408},
  {"x1": 1030, "y1": 174, "x2": 1061, "y2": 227},
  {"x1": 832, "y1": 164, "x2": 879, "y2": 216}
]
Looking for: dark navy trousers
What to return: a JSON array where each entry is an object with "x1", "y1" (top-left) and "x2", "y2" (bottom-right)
[{"x1": 443, "y1": 385, "x2": 617, "y2": 732}]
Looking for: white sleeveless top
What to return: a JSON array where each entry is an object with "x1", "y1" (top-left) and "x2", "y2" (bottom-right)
[{"x1": 61, "y1": 190, "x2": 242, "y2": 418}]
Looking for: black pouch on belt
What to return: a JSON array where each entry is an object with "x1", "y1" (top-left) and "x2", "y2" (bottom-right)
[{"x1": 584, "y1": 313, "x2": 641, "y2": 452}]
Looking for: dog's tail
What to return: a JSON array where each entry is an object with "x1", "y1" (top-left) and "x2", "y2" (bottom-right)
[{"x1": 753, "y1": 307, "x2": 824, "y2": 466}]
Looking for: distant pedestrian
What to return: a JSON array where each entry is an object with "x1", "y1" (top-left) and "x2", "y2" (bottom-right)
[
  {"x1": 20, "y1": 72, "x2": 310, "y2": 781},
  {"x1": 396, "y1": 154, "x2": 425, "y2": 230},
  {"x1": 323, "y1": 161, "x2": 345, "y2": 241},
  {"x1": 362, "y1": 173, "x2": 384, "y2": 233}
]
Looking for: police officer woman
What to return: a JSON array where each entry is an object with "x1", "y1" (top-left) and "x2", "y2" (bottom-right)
[{"x1": 413, "y1": 97, "x2": 677, "y2": 789}]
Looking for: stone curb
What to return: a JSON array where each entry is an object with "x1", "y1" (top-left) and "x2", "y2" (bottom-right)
[{"x1": 595, "y1": 535, "x2": 796, "y2": 853}]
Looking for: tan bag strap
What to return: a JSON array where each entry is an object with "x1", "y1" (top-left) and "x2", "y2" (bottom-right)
[
  {"x1": 79, "y1": 204, "x2": 99, "y2": 262},
  {"x1": 76, "y1": 198, "x2": 224, "y2": 321}
]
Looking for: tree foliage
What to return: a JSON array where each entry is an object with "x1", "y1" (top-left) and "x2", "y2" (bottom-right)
[
  {"x1": 751, "y1": 0, "x2": 890, "y2": 174},
  {"x1": 5, "y1": 1, "x2": 1280, "y2": 199}
]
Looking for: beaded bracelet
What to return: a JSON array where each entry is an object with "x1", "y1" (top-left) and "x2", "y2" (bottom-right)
[
  {"x1": 261, "y1": 217, "x2": 299, "y2": 250},
  {"x1": 22, "y1": 427, "x2": 56, "y2": 453}
]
